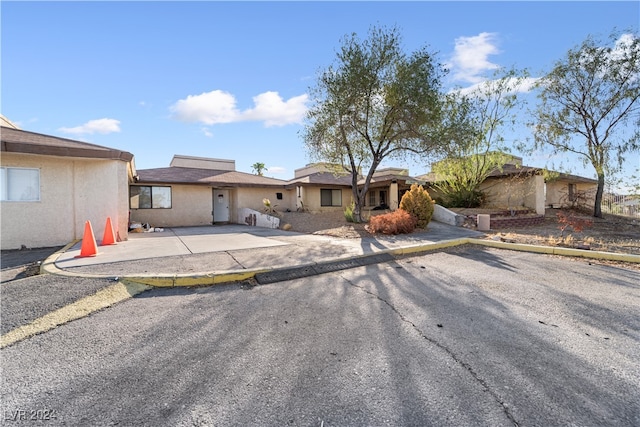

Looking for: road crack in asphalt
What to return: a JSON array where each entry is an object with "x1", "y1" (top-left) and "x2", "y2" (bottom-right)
[{"x1": 342, "y1": 275, "x2": 520, "y2": 427}]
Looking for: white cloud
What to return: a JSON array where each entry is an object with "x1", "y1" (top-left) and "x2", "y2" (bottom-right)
[
  {"x1": 448, "y1": 32, "x2": 501, "y2": 84},
  {"x1": 170, "y1": 90, "x2": 239, "y2": 125},
  {"x1": 455, "y1": 77, "x2": 540, "y2": 97},
  {"x1": 266, "y1": 166, "x2": 286, "y2": 175},
  {"x1": 59, "y1": 118, "x2": 121, "y2": 135},
  {"x1": 201, "y1": 127, "x2": 213, "y2": 138},
  {"x1": 610, "y1": 33, "x2": 637, "y2": 61},
  {"x1": 170, "y1": 90, "x2": 308, "y2": 127},
  {"x1": 242, "y1": 91, "x2": 308, "y2": 127}
]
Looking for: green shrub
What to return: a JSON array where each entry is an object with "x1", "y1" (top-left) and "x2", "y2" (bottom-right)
[
  {"x1": 399, "y1": 184, "x2": 435, "y2": 228},
  {"x1": 368, "y1": 209, "x2": 417, "y2": 235},
  {"x1": 344, "y1": 200, "x2": 356, "y2": 223},
  {"x1": 442, "y1": 189, "x2": 485, "y2": 208}
]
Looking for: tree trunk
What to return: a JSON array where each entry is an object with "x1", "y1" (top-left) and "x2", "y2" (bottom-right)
[
  {"x1": 352, "y1": 185, "x2": 363, "y2": 223},
  {"x1": 593, "y1": 173, "x2": 605, "y2": 218}
]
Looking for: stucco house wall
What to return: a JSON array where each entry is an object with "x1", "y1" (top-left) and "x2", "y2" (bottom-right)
[
  {"x1": 236, "y1": 187, "x2": 295, "y2": 214},
  {"x1": 546, "y1": 180, "x2": 596, "y2": 208},
  {"x1": 480, "y1": 174, "x2": 545, "y2": 214},
  {"x1": 297, "y1": 186, "x2": 352, "y2": 213},
  {"x1": 130, "y1": 184, "x2": 213, "y2": 227},
  {"x1": 1, "y1": 153, "x2": 130, "y2": 249}
]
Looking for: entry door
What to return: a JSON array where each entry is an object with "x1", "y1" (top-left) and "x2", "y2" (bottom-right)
[
  {"x1": 213, "y1": 189, "x2": 230, "y2": 223},
  {"x1": 379, "y1": 190, "x2": 387, "y2": 206}
]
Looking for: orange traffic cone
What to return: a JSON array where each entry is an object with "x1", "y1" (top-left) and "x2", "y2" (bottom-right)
[
  {"x1": 101, "y1": 217, "x2": 117, "y2": 246},
  {"x1": 76, "y1": 220, "x2": 99, "y2": 258}
]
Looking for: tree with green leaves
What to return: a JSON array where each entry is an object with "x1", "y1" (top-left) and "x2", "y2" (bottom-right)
[
  {"x1": 531, "y1": 31, "x2": 640, "y2": 217},
  {"x1": 251, "y1": 162, "x2": 266, "y2": 176},
  {"x1": 431, "y1": 69, "x2": 529, "y2": 207},
  {"x1": 302, "y1": 26, "x2": 445, "y2": 222}
]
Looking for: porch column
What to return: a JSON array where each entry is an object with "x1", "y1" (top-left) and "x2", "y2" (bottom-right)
[
  {"x1": 390, "y1": 181, "x2": 399, "y2": 210},
  {"x1": 534, "y1": 175, "x2": 545, "y2": 215}
]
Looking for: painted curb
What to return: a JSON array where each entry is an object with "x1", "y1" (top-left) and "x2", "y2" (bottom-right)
[
  {"x1": 388, "y1": 238, "x2": 468, "y2": 256},
  {"x1": 39, "y1": 236, "x2": 639, "y2": 291},
  {"x1": 122, "y1": 269, "x2": 271, "y2": 288},
  {"x1": 468, "y1": 238, "x2": 640, "y2": 263},
  {"x1": 1, "y1": 281, "x2": 151, "y2": 349}
]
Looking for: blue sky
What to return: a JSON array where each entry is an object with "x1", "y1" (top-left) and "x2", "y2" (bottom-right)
[{"x1": 2, "y1": 1, "x2": 638, "y2": 186}]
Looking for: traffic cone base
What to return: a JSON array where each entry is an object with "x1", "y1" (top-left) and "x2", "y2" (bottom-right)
[
  {"x1": 101, "y1": 217, "x2": 117, "y2": 246},
  {"x1": 76, "y1": 220, "x2": 99, "y2": 258}
]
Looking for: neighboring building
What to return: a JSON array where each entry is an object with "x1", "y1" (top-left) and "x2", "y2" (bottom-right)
[
  {"x1": 287, "y1": 163, "x2": 425, "y2": 213},
  {"x1": 131, "y1": 155, "x2": 293, "y2": 227},
  {"x1": 1, "y1": 125, "x2": 135, "y2": 250},
  {"x1": 421, "y1": 155, "x2": 597, "y2": 213}
]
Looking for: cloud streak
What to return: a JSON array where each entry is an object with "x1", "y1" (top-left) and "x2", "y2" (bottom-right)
[
  {"x1": 59, "y1": 118, "x2": 121, "y2": 135},
  {"x1": 170, "y1": 90, "x2": 308, "y2": 127}
]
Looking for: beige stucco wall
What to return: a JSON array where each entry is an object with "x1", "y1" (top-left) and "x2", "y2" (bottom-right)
[
  {"x1": 480, "y1": 175, "x2": 545, "y2": 213},
  {"x1": 129, "y1": 185, "x2": 295, "y2": 227},
  {"x1": 297, "y1": 186, "x2": 352, "y2": 213},
  {"x1": 546, "y1": 180, "x2": 596, "y2": 208},
  {"x1": 236, "y1": 187, "x2": 295, "y2": 214},
  {"x1": 1, "y1": 153, "x2": 130, "y2": 250},
  {"x1": 130, "y1": 184, "x2": 213, "y2": 227}
]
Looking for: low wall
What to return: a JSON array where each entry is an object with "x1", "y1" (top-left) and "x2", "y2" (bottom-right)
[
  {"x1": 489, "y1": 215, "x2": 545, "y2": 229},
  {"x1": 237, "y1": 208, "x2": 280, "y2": 229},
  {"x1": 432, "y1": 204, "x2": 465, "y2": 227}
]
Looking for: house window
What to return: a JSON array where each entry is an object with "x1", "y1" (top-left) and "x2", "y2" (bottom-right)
[
  {"x1": 130, "y1": 186, "x2": 172, "y2": 209},
  {"x1": 276, "y1": 192, "x2": 283, "y2": 200},
  {"x1": 368, "y1": 191, "x2": 376, "y2": 206},
  {"x1": 321, "y1": 189, "x2": 342, "y2": 207},
  {"x1": 0, "y1": 167, "x2": 40, "y2": 201}
]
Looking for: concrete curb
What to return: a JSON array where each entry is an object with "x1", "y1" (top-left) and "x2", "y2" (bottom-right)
[
  {"x1": 39, "y1": 237, "x2": 639, "y2": 291},
  {"x1": 0, "y1": 280, "x2": 151, "y2": 349},
  {"x1": 467, "y1": 238, "x2": 640, "y2": 263}
]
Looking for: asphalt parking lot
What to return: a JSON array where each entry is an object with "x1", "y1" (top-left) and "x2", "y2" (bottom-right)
[{"x1": 2, "y1": 246, "x2": 638, "y2": 426}]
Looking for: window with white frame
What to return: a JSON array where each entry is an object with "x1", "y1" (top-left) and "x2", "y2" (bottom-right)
[
  {"x1": 320, "y1": 188, "x2": 342, "y2": 207},
  {"x1": 130, "y1": 185, "x2": 172, "y2": 209},
  {"x1": 0, "y1": 167, "x2": 40, "y2": 201}
]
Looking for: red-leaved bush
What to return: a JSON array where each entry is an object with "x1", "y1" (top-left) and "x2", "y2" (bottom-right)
[{"x1": 367, "y1": 209, "x2": 417, "y2": 235}]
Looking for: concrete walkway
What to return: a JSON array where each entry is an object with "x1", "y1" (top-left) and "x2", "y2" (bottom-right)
[{"x1": 48, "y1": 222, "x2": 485, "y2": 280}]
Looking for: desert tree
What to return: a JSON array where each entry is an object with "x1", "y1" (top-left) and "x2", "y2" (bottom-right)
[
  {"x1": 302, "y1": 26, "x2": 445, "y2": 222},
  {"x1": 531, "y1": 31, "x2": 640, "y2": 217},
  {"x1": 431, "y1": 68, "x2": 531, "y2": 208}
]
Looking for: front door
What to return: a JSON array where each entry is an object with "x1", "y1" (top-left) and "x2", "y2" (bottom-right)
[
  {"x1": 379, "y1": 190, "x2": 387, "y2": 207},
  {"x1": 213, "y1": 189, "x2": 230, "y2": 223}
]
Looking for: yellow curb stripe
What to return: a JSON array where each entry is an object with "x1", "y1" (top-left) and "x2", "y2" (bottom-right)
[
  {"x1": 468, "y1": 238, "x2": 640, "y2": 263},
  {"x1": 389, "y1": 238, "x2": 468, "y2": 256},
  {"x1": 1, "y1": 281, "x2": 151, "y2": 349},
  {"x1": 122, "y1": 269, "x2": 269, "y2": 287}
]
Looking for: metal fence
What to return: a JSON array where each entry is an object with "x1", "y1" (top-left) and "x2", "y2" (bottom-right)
[{"x1": 601, "y1": 193, "x2": 640, "y2": 218}]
